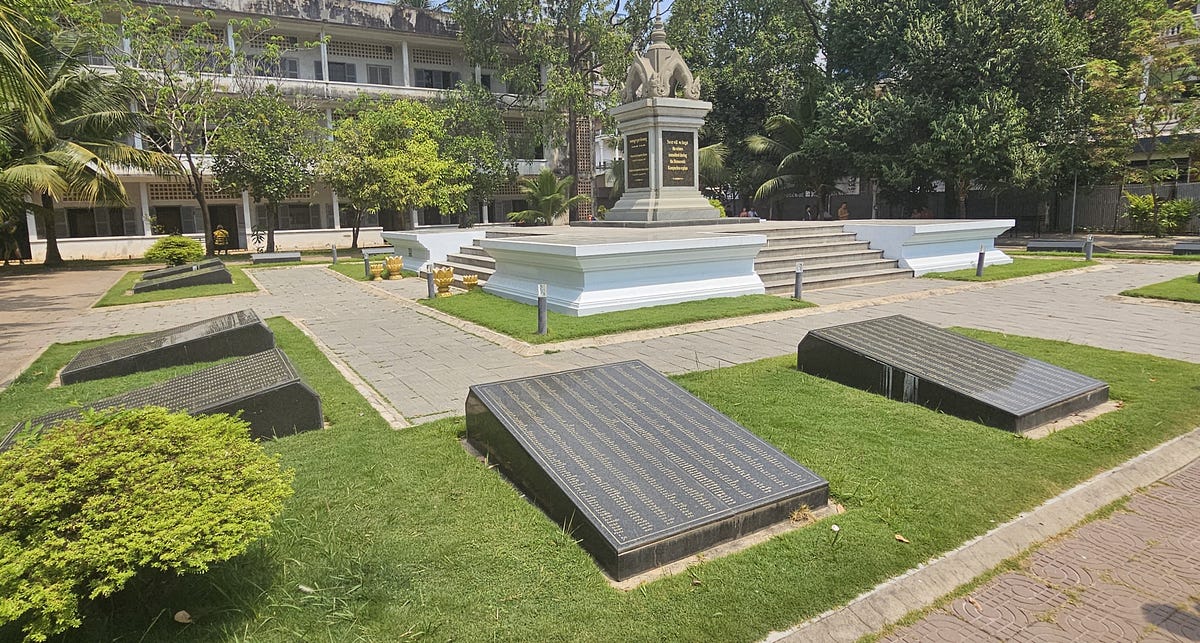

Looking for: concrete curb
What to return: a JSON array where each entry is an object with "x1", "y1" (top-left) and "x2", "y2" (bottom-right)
[{"x1": 763, "y1": 426, "x2": 1200, "y2": 642}]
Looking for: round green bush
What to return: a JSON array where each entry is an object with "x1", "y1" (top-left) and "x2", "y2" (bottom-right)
[
  {"x1": 0, "y1": 407, "x2": 294, "y2": 641},
  {"x1": 144, "y1": 235, "x2": 204, "y2": 266}
]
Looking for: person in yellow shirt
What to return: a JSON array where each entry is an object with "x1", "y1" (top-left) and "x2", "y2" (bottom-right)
[{"x1": 213, "y1": 225, "x2": 230, "y2": 255}]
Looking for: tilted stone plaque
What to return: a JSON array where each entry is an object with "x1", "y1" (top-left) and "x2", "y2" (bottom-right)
[
  {"x1": 661, "y1": 131, "x2": 694, "y2": 187},
  {"x1": 140, "y1": 257, "x2": 225, "y2": 281},
  {"x1": 60, "y1": 310, "x2": 275, "y2": 384},
  {"x1": 797, "y1": 315, "x2": 1109, "y2": 433},
  {"x1": 466, "y1": 361, "x2": 829, "y2": 581},
  {"x1": 4, "y1": 349, "x2": 321, "y2": 451},
  {"x1": 626, "y1": 133, "x2": 650, "y2": 189},
  {"x1": 132, "y1": 265, "x2": 233, "y2": 293}
]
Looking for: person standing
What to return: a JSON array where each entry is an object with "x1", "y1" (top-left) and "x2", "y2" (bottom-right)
[
  {"x1": 837, "y1": 202, "x2": 850, "y2": 220},
  {"x1": 804, "y1": 205, "x2": 814, "y2": 221},
  {"x1": 213, "y1": 224, "x2": 230, "y2": 255}
]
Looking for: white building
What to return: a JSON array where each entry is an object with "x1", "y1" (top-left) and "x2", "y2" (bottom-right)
[{"x1": 24, "y1": 0, "x2": 559, "y2": 261}]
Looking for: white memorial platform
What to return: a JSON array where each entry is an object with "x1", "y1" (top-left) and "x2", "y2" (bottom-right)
[
  {"x1": 481, "y1": 228, "x2": 767, "y2": 316},
  {"x1": 381, "y1": 228, "x2": 490, "y2": 272},
  {"x1": 841, "y1": 219, "x2": 1015, "y2": 276}
]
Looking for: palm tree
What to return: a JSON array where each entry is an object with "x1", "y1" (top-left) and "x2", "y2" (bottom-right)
[
  {"x1": 1, "y1": 32, "x2": 178, "y2": 266},
  {"x1": 509, "y1": 168, "x2": 590, "y2": 226}
]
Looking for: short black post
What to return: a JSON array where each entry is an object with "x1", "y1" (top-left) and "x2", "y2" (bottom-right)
[
  {"x1": 537, "y1": 283, "x2": 549, "y2": 335},
  {"x1": 363, "y1": 255, "x2": 371, "y2": 280},
  {"x1": 331, "y1": 244, "x2": 338, "y2": 265},
  {"x1": 975, "y1": 245, "x2": 986, "y2": 277},
  {"x1": 793, "y1": 262, "x2": 804, "y2": 300},
  {"x1": 426, "y1": 264, "x2": 436, "y2": 299},
  {"x1": 1084, "y1": 234, "x2": 1094, "y2": 261}
]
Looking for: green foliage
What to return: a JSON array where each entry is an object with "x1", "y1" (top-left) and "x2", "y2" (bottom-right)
[
  {"x1": 142, "y1": 234, "x2": 203, "y2": 266},
  {"x1": 923, "y1": 257, "x2": 1096, "y2": 282},
  {"x1": 1121, "y1": 274, "x2": 1200, "y2": 303},
  {"x1": 669, "y1": 0, "x2": 823, "y2": 199},
  {"x1": 508, "y1": 168, "x2": 590, "y2": 225},
  {"x1": 0, "y1": 407, "x2": 293, "y2": 641},
  {"x1": 435, "y1": 85, "x2": 517, "y2": 225},
  {"x1": 317, "y1": 98, "x2": 471, "y2": 240},
  {"x1": 211, "y1": 91, "x2": 325, "y2": 252},
  {"x1": 707, "y1": 198, "x2": 726, "y2": 217},
  {"x1": 1124, "y1": 193, "x2": 1196, "y2": 236}
]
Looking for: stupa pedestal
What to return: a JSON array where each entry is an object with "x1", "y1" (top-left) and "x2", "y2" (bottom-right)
[{"x1": 600, "y1": 98, "x2": 721, "y2": 224}]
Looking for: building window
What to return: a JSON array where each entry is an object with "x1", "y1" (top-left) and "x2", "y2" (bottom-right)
[
  {"x1": 413, "y1": 69, "x2": 461, "y2": 89},
  {"x1": 367, "y1": 64, "x2": 392, "y2": 86},
  {"x1": 255, "y1": 56, "x2": 299, "y2": 79},
  {"x1": 316, "y1": 61, "x2": 357, "y2": 82},
  {"x1": 480, "y1": 73, "x2": 492, "y2": 90}
]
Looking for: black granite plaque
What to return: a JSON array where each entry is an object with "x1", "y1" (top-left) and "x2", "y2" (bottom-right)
[
  {"x1": 4, "y1": 349, "x2": 322, "y2": 451},
  {"x1": 661, "y1": 131, "x2": 694, "y2": 187},
  {"x1": 141, "y1": 257, "x2": 224, "y2": 281},
  {"x1": 60, "y1": 310, "x2": 275, "y2": 384},
  {"x1": 797, "y1": 315, "x2": 1109, "y2": 433},
  {"x1": 626, "y1": 133, "x2": 650, "y2": 189},
  {"x1": 466, "y1": 361, "x2": 829, "y2": 580},
  {"x1": 132, "y1": 265, "x2": 233, "y2": 293}
]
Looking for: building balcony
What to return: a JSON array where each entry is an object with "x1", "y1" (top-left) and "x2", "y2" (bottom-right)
[{"x1": 142, "y1": 0, "x2": 460, "y2": 39}]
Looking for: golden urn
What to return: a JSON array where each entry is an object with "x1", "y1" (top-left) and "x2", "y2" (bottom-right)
[
  {"x1": 385, "y1": 256, "x2": 403, "y2": 279},
  {"x1": 434, "y1": 266, "x2": 455, "y2": 297},
  {"x1": 461, "y1": 274, "x2": 479, "y2": 290},
  {"x1": 369, "y1": 262, "x2": 384, "y2": 281}
]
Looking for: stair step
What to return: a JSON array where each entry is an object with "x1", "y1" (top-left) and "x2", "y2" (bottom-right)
[
  {"x1": 756, "y1": 251, "x2": 885, "y2": 270},
  {"x1": 427, "y1": 261, "x2": 495, "y2": 281},
  {"x1": 444, "y1": 252, "x2": 496, "y2": 270},
  {"x1": 764, "y1": 268, "x2": 913, "y2": 293},
  {"x1": 760, "y1": 257, "x2": 900, "y2": 279},
  {"x1": 761, "y1": 239, "x2": 865, "y2": 253}
]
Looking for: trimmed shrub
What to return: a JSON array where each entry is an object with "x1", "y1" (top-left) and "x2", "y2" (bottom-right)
[
  {"x1": 0, "y1": 407, "x2": 294, "y2": 641},
  {"x1": 144, "y1": 235, "x2": 204, "y2": 266},
  {"x1": 1158, "y1": 198, "x2": 1197, "y2": 235}
]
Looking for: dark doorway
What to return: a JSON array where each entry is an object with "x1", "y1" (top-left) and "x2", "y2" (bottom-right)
[
  {"x1": 209, "y1": 205, "x2": 240, "y2": 249},
  {"x1": 154, "y1": 207, "x2": 183, "y2": 235}
]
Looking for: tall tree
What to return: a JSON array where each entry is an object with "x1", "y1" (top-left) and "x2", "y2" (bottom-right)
[
  {"x1": 1, "y1": 33, "x2": 177, "y2": 266},
  {"x1": 447, "y1": 0, "x2": 651, "y2": 220},
  {"x1": 668, "y1": 0, "x2": 824, "y2": 202},
  {"x1": 117, "y1": 7, "x2": 290, "y2": 255},
  {"x1": 436, "y1": 84, "x2": 516, "y2": 227},
  {"x1": 1087, "y1": 0, "x2": 1200, "y2": 235},
  {"x1": 210, "y1": 91, "x2": 324, "y2": 252},
  {"x1": 825, "y1": 0, "x2": 1088, "y2": 217},
  {"x1": 317, "y1": 98, "x2": 471, "y2": 246}
]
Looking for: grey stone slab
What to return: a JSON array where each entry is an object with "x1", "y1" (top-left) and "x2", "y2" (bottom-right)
[
  {"x1": 251, "y1": 251, "x2": 301, "y2": 264},
  {"x1": 132, "y1": 265, "x2": 233, "y2": 293},
  {"x1": 466, "y1": 360, "x2": 829, "y2": 580},
  {"x1": 141, "y1": 257, "x2": 225, "y2": 281},
  {"x1": 5, "y1": 349, "x2": 320, "y2": 450},
  {"x1": 797, "y1": 315, "x2": 1109, "y2": 432},
  {"x1": 60, "y1": 310, "x2": 274, "y2": 384}
]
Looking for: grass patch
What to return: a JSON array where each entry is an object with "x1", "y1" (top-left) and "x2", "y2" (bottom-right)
[
  {"x1": 93, "y1": 265, "x2": 259, "y2": 307},
  {"x1": 423, "y1": 290, "x2": 813, "y2": 343},
  {"x1": 327, "y1": 261, "x2": 417, "y2": 281},
  {"x1": 1120, "y1": 274, "x2": 1200, "y2": 303},
  {"x1": 924, "y1": 257, "x2": 1095, "y2": 281},
  {"x1": 4, "y1": 326, "x2": 1199, "y2": 641},
  {"x1": 1009, "y1": 249, "x2": 1200, "y2": 261}
]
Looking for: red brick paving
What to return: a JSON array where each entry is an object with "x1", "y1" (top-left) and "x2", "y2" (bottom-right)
[{"x1": 882, "y1": 460, "x2": 1200, "y2": 642}]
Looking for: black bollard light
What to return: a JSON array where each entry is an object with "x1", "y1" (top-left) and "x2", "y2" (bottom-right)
[
  {"x1": 537, "y1": 283, "x2": 549, "y2": 335},
  {"x1": 331, "y1": 243, "x2": 338, "y2": 265},
  {"x1": 426, "y1": 264, "x2": 436, "y2": 299},
  {"x1": 1084, "y1": 234, "x2": 1094, "y2": 261},
  {"x1": 975, "y1": 245, "x2": 986, "y2": 277},
  {"x1": 793, "y1": 262, "x2": 804, "y2": 300}
]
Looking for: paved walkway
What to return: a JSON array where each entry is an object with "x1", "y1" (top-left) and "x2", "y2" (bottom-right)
[
  {"x1": 882, "y1": 459, "x2": 1200, "y2": 642},
  {"x1": 2, "y1": 259, "x2": 1199, "y2": 640}
]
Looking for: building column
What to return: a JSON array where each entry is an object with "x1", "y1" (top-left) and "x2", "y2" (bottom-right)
[
  {"x1": 26, "y1": 211, "x2": 38, "y2": 240},
  {"x1": 139, "y1": 183, "x2": 152, "y2": 235},
  {"x1": 401, "y1": 41, "x2": 411, "y2": 87},
  {"x1": 319, "y1": 30, "x2": 329, "y2": 82},
  {"x1": 225, "y1": 22, "x2": 236, "y2": 74},
  {"x1": 474, "y1": 63, "x2": 482, "y2": 84},
  {"x1": 481, "y1": 202, "x2": 490, "y2": 224},
  {"x1": 331, "y1": 191, "x2": 341, "y2": 228},
  {"x1": 410, "y1": 208, "x2": 418, "y2": 229},
  {"x1": 241, "y1": 191, "x2": 253, "y2": 246}
]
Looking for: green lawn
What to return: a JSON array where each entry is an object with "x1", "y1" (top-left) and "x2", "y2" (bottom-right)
[
  {"x1": 328, "y1": 261, "x2": 417, "y2": 281},
  {"x1": 1010, "y1": 249, "x2": 1200, "y2": 261},
  {"x1": 5, "y1": 325, "x2": 1199, "y2": 642},
  {"x1": 1120, "y1": 273, "x2": 1200, "y2": 303},
  {"x1": 423, "y1": 290, "x2": 813, "y2": 343},
  {"x1": 924, "y1": 257, "x2": 1095, "y2": 281},
  {"x1": 94, "y1": 265, "x2": 258, "y2": 307}
]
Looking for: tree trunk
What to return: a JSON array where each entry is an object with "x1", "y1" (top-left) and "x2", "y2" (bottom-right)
[
  {"x1": 956, "y1": 178, "x2": 969, "y2": 218},
  {"x1": 188, "y1": 163, "x2": 214, "y2": 256},
  {"x1": 267, "y1": 201, "x2": 277, "y2": 253},
  {"x1": 41, "y1": 193, "x2": 64, "y2": 267}
]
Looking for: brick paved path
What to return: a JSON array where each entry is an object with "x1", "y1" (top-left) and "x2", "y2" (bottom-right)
[{"x1": 883, "y1": 459, "x2": 1200, "y2": 642}]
